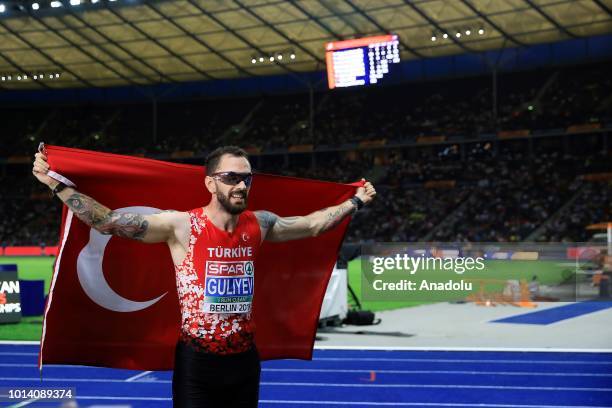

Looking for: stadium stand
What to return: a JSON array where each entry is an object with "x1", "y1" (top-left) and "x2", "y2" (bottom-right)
[
  {"x1": 1, "y1": 62, "x2": 610, "y2": 246},
  {"x1": 2, "y1": 61, "x2": 611, "y2": 157}
]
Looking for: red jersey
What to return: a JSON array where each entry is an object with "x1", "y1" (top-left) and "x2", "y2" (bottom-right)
[{"x1": 174, "y1": 207, "x2": 262, "y2": 354}]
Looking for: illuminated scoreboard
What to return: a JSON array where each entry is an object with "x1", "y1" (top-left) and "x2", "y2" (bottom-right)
[{"x1": 325, "y1": 35, "x2": 400, "y2": 89}]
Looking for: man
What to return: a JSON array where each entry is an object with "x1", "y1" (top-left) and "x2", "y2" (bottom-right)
[{"x1": 32, "y1": 146, "x2": 376, "y2": 407}]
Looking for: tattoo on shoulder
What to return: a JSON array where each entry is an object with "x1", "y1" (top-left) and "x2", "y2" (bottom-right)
[
  {"x1": 255, "y1": 211, "x2": 279, "y2": 230},
  {"x1": 63, "y1": 192, "x2": 149, "y2": 240},
  {"x1": 99, "y1": 212, "x2": 149, "y2": 240}
]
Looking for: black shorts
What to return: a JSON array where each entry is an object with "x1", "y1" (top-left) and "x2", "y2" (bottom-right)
[{"x1": 172, "y1": 340, "x2": 261, "y2": 408}]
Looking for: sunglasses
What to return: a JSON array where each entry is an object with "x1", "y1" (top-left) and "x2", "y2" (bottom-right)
[{"x1": 211, "y1": 171, "x2": 253, "y2": 187}]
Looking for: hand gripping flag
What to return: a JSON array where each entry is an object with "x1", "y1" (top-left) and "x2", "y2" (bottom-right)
[{"x1": 39, "y1": 145, "x2": 358, "y2": 371}]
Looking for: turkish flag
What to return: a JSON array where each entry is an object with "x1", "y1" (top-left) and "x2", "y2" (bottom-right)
[{"x1": 39, "y1": 145, "x2": 358, "y2": 370}]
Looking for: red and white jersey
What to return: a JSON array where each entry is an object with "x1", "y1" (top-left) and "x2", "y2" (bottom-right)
[{"x1": 174, "y1": 207, "x2": 262, "y2": 354}]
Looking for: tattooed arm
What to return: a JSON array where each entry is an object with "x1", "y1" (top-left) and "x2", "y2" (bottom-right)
[
  {"x1": 57, "y1": 188, "x2": 186, "y2": 243},
  {"x1": 32, "y1": 151, "x2": 187, "y2": 243},
  {"x1": 254, "y1": 180, "x2": 376, "y2": 242}
]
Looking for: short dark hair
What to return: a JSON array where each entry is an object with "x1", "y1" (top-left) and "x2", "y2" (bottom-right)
[{"x1": 205, "y1": 146, "x2": 249, "y2": 176}]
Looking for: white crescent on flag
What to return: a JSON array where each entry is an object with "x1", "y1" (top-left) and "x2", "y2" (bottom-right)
[{"x1": 76, "y1": 206, "x2": 168, "y2": 312}]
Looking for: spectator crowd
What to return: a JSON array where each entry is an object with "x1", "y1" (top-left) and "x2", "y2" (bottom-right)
[{"x1": 1, "y1": 61, "x2": 610, "y2": 246}]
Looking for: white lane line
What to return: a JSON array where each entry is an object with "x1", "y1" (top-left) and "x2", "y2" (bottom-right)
[
  {"x1": 0, "y1": 377, "x2": 168, "y2": 383},
  {"x1": 259, "y1": 401, "x2": 612, "y2": 408},
  {"x1": 6, "y1": 399, "x2": 39, "y2": 408},
  {"x1": 315, "y1": 346, "x2": 612, "y2": 353},
  {"x1": 0, "y1": 364, "x2": 38, "y2": 367},
  {"x1": 2, "y1": 367, "x2": 611, "y2": 382},
  {"x1": 258, "y1": 382, "x2": 612, "y2": 392},
  {"x1": 0, "y1": 353, "x2": 38, "y2": 356},
  {"x1": 3, "y1": 362, "x2": 612, "y2": 377},
  {"x1": 33, "y1": 396, "x2": 612, "y2": 408},
  {"x1": 5, "y1": 354, "x2": 612, "y2": 365},
  {"x1": 5, "y1": 357, "x2": 612, "y2": 369},
  {"x1": 3, "y1": 366, "x2": 612, "y2": 382},
  {"x1": 23, "y1": 396, "x2": 607, "y2": 408},
  {"x1": 313, "y1": 358, "x2": 612, "y2": 364},
  {"x1": 3, "y1": 342, "x2": 612, "y2": 354},
  {"x1": 0, "y1": 377, "x2": 608, "y2": 392},
  {"x1": 6, "y1": 394, "x2": 609, "y2": 407},
  {"x1": 75, "y1": 396, "x2": 171, "y2": 401},
  {"x1": 125, "y1": 371, "x2": 152, "y2": 382},
  {"x1": 264, "y1": 368, "x2": 612, "y2": 377},
  {"x1": 0, "y1": 364, "x2": 104, "y2": 368}
]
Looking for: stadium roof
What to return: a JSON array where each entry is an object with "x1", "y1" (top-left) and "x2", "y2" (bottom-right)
[{"x1": 0, "y1": 0, "x2": 611, "y2": 90}]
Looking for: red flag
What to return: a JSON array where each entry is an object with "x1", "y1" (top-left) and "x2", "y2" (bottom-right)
[{"x1": 39, "y1": 145, "x2": 357, "y2": 370}]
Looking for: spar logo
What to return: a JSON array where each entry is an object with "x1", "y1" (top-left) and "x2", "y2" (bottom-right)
[{"x1": 206, "y1": 260, "x2": 255, "y2": 276}]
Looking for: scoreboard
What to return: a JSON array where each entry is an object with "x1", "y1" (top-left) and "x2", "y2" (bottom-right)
[{"x1": 325, "y1": 35, "x2": 400, "y2": 89}]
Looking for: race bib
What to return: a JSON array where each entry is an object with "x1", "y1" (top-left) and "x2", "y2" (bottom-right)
[{"x1": 203, "y1": 260, "x2": 254, "y2": 313}]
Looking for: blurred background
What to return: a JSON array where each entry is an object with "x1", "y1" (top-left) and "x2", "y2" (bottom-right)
[{"x1": 0, "y1": 1, "x2": 611, "y2": 406}]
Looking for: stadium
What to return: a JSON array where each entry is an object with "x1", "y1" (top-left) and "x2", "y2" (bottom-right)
[{"x1": 0, "y1": 0, "x2": 611, "y2": 407}]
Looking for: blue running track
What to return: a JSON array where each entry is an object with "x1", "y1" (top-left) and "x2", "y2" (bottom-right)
[{"x1": 1, "y1": 344, "x2": 611, "y2": 407}]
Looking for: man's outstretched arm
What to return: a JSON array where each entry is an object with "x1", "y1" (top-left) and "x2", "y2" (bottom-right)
[
  {"x1": 32, "y1": 151, "x2": 185, "y2": 243},
  {"x1": 255, "y1": 180, "x2": 376, "y2": 242}
]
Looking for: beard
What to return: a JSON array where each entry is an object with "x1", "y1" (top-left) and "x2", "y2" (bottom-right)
[{"x1": 216, "y1": 189, "x2": 248, "y2": 215}]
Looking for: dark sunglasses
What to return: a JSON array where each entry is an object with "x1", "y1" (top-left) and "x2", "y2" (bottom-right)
[{"x1": 211, "y1": 171, "x2": 253, "y2": 187}]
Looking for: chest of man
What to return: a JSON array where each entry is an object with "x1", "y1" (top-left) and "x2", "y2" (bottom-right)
[{"x1": 191, "y1": 215, "x2": 260, "y2": 314}]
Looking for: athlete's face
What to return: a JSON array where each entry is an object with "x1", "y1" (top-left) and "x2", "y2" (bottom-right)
[{"x1": 206, "y1": 154, "x2": 252, "y2": 215}]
